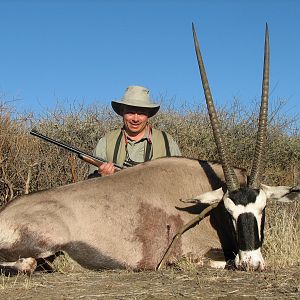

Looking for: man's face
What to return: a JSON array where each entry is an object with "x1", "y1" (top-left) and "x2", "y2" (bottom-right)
[{"x1": 122, "y1": 106, "x2": 149, "y2": 136}]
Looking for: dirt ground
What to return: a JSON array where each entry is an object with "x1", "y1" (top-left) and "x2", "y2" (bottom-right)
[{"x1": 0, "y1": 265, "x2": 299, "y2": 300}]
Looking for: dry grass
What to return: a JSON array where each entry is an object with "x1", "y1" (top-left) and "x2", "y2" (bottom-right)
[
  {"x1": 0, "y1": 272, "x2": 34, "y2": 290},
  {"x1": 1, "y1": 264, "x2": 299, "y2": 298},
  {"x1": 264, "y1": 201, "x2": 300, "y2": 268},
  {"x1": 48, "y1": 253, "x2": 85, "y2": 274}
]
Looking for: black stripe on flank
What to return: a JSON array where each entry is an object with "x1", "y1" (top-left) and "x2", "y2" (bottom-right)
[
  {"x1": 63, "y1": 241, "x2": 126, "y2": 270},
  {"x1": 237, "y1": 213, "x2": 260, "y2": 251}
]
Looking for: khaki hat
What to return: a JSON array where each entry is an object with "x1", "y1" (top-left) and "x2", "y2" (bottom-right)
[{"x1": 111, "y1": 86, "x2": 160, "y2": 117}]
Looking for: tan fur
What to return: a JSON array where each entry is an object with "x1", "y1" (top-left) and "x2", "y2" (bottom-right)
[
  {"x1": 0, "y1": 157, "x2": 247, "y2": 271},
  {"x1": 134, "y1": 202, "x2": 184, "y2": 269}
]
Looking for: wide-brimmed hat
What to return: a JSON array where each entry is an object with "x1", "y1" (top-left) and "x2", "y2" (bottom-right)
[{"x1": 111, "y1": 86, "x2": 160, "y2": 117}]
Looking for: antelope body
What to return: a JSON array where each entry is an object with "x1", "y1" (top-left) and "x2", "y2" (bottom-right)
[
  {"x1": 0, "y1": 24, "x2": 299, "y2": 274},
  {"x1": 1, "y1": 157, "x2": 296, "y2": 273},
  {"x1": 0, "y1": 158, "x2": 246, "y2": 272}
]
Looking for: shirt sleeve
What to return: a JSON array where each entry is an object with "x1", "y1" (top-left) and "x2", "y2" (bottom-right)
[{"x1": 88, "y1": 136, "x2": 107, "y2": 175}]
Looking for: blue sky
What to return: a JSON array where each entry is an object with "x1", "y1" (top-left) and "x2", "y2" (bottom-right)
[{"x1": 0, "y1": 0, "x2": 299, "y2": 127}]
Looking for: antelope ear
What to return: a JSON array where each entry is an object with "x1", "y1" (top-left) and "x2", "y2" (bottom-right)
[
  {"x1": 181, "y1": 188, "x2": 224, "y2": 205},
  {"x1": 261, "y1": 184, "x2": 300, "y2": 203}
]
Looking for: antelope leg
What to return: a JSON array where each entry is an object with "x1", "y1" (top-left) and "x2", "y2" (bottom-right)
[{"x1": 0, "y1": 257, "x2": 37, "y2": 275}]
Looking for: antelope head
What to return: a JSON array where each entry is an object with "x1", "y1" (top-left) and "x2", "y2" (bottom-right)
[{"x1": 192, "y1": 23, "x2": 270, "y2": 271}]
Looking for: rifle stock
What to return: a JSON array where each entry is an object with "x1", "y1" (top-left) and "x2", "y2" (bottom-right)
[{"x1": 30, "y1": 129, "x2": 127, "y2": 170}]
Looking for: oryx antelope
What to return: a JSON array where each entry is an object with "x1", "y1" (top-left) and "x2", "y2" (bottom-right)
[{"x1": 0, "y1": 24, "x2": 299, "y2": 274}]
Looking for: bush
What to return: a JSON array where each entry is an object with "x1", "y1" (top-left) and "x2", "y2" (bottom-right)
[{"x1": 0, "y1": 98, "x2": 299, "y2": 203}]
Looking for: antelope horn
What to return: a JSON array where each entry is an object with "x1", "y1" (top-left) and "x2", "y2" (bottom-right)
[
  {"x1": 192, "y1": 23, "x2": 240, "y2": 192},
  {"x1": 248, "y1": 24, "x2": 270, "y2": 188}
]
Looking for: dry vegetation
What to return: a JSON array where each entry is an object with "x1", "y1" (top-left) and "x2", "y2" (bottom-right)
[{"x1": 0, "y1": 98, "x2": 299, "y2": 270}]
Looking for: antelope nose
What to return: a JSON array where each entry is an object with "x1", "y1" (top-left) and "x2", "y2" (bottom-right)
[
  {"x1": 239, "y1": 259, "x2": 265, "y2": 271},
  {"x1": 235, "y1": 250, "x2": 266, "y2": 271}
]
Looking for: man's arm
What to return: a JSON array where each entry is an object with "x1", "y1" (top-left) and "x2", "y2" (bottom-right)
[
  {"x1": 88, "y1": 137, "x2": 107, "y2": 176},
  {"x1": 88, "y1": 136, "x2": 123, "y2": 177},
  {"x1": 88, "y1": 137, "x2": 116, "y2": 177}
]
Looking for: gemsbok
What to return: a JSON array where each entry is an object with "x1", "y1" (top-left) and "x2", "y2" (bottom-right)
[{"x1": 0, "y1": 24, "x2": 299, "y2": 274}]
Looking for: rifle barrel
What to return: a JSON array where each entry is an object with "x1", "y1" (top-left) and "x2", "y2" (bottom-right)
[{"x1": 30, "y1": 129, "x2": 124, "y2": 170}]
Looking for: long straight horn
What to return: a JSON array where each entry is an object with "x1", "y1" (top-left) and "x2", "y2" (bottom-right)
[
  {"x1": 248, "y1": 24, "x2": 270, "y2": 188},
  {"x1": 192, "y1": 23, "x2": 240, "y2": 192}
]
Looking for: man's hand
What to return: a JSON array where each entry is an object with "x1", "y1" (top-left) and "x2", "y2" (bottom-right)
[{"x1": 98, "y1": 162, "x2": 116, "y2": 176}]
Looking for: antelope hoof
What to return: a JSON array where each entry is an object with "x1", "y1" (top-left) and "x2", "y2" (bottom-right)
[{"x1": 15, "y1": 258, "x2": 37, "y2": 274}]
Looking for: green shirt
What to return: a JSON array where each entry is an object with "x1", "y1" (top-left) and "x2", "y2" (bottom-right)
[{"x1": 89, "y1": 127, "x2": 181, "y2": 175}]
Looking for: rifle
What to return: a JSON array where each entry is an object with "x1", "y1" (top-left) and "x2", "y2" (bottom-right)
[{"x1": 30, "y1": 129, "x2": 131, "y2": 170}]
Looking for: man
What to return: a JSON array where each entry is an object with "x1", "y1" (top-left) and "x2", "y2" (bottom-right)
[{"x1": 89, "y1": 85, "x2": 181, "y2": 177}]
